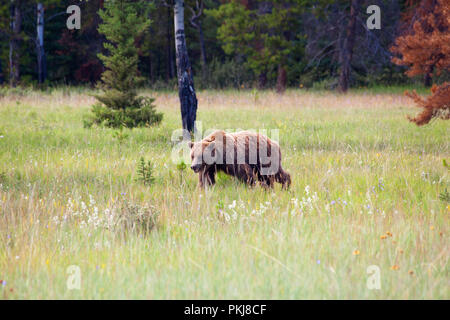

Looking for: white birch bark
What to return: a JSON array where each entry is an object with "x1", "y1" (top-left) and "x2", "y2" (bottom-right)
[
  {"x1": 37, "y1": 3, "x2": 46, "y2": 83},
  {"x1": 174, "y1": 0, "x2": 197, "y2": 138}
]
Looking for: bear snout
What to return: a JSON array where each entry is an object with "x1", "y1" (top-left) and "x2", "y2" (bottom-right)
[{"x1": 191, "y1": 164, "x2": 202, "y2": 173}]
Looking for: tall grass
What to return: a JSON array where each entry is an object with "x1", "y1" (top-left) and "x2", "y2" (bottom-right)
[{"x1": 0, "y1": 89, "x2": 448, "y2": 299}]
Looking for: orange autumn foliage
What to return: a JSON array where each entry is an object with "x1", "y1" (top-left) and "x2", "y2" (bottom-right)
[
  {"x1": 391, "y1": 0, "x2": 450, "y2": 125},
  {"x1": 391, "y1": 0, "x2": 450, "y2": 78},
  {"x1": 406, "y1": 82, "x2": 450, "y2": 125}
]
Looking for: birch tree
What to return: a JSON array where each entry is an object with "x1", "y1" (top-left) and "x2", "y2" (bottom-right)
[
  {"x1": 36, "y1": 2, "x2": 46, "y2": 83},
  {"x1": 174, "y1": 0, "x2": 198, "y2": 137}
]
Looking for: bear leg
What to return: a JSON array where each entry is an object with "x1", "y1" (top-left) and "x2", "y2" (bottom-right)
[
  {"x1": 198, "y1": 171, "x2": 205, "y2": 188},
  {"x1": 198, "y1": 167, "x2": 216, "y2": 188},
  {"x1": 275, "y1": 168, "x2": 291, "y2": 190},
  {"x1": 242, "y1": 164, "x2": 257, "y2": 186},
  {"x1": 206, "y1": 168, "x2": 216, "y2": 186},
  {"x1": 259, "y1": 175, "x2": 275, "y2": 189}
]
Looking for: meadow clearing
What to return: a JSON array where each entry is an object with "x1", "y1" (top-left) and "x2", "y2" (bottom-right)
[{"x1": 0, "y1": 87, "x2": 448, "y2": 299}]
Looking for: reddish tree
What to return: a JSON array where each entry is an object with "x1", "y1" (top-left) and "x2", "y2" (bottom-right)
[
  {"x1": 406, "y1": 82, "x2": 449, "y2": 125},
  {"x1": 391, "y1": 0, "x2": 450, "y2": 125}
]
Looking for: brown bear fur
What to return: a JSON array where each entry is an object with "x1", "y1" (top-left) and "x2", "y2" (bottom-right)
[{"x1": 189, "y1": 130, "x2": 291, "y2": 189}]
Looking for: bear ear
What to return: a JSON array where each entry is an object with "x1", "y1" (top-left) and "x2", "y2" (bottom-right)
[
  {"x1": 207, "y1": 141, "x2": 216, "y2": 157},
  {"x1": 188, "y1": 141, "x2": 194, "y2": 149}
]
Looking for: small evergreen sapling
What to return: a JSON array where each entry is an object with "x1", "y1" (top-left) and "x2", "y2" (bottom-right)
[
  {"x1": 87, "y1": 0, "x2": 163, "y2": 128},
  {"x1": 136, "y1": 157, "x2": 155, "y2": 186},
  {"x1": 176, "y1": 160, "x2": 187, "y2": 182}
]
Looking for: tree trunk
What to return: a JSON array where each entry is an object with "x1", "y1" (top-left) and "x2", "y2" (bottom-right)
[
  {"x1": 424, "y1": 73, "x2": 432, "y2": 87},
  {"x1": 190, "y1": 18, "x2": 207, "y2": 77},
  {"x1": 424, "y1": 65, "x2": 434, "y2": 87},
  {"x1": 9, "y1": 0, "x2": 22, "y2": 87},
  {"x1": 174, "y1": 0, "x2": 198, "y2": 136},
  {"x1": 195, "y1": 22, "x2": 207, "y2": 69},
  {"x1": 338, "y1": 0, "x2": 359, "y2": 93},
  {"x1": 258, "y1": 72, "x2": 267, "y2": 89},
  {"x1": 0, "y1": 57, "x2": 4, "y2": 84},
  {"x1": 189, "y1": 1, "x2": 207, "y2": 76},
  {"x1": 36, "y1": 3, "x2": 46, "y2": 84},
  {"x1": 276, "y1": 65, "x2": 287, "y2": 93},
  {"x1": 166, "y1": 6, "x2": 174, "y2": 80},
  {"x1": 256, "y1": 1, "x2": 271, "y2": 90},
  {"x1": 148, "y1": 54, "x2": 153, "y2": 82}
]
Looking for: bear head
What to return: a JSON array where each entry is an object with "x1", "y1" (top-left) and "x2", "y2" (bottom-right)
[{"x1": 188, "y1": 140, "x2": 217, "y2": 173}]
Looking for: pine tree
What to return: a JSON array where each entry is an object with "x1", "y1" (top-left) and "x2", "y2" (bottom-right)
[
  {"x1": 391, "y1": 0, "x2": 450, "y2": 125},
  {"x1": 207, "y1": 0, "x2": 306, "y2": 90},
  {"x1": 88, "y1": 0, "x2": 163, "y2": 128}
]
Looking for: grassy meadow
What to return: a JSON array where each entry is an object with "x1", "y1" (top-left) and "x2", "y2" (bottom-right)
[{"x1": 0, "y1": 87, "x2": 448, "y2": 299}]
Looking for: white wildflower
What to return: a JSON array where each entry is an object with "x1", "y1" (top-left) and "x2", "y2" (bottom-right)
[
  {"x1": 305, "y1": 185, "x2": 310, "y2": 195},
  {"x1": 228, "y1": 200, "x2": 236, "y2": 209}
]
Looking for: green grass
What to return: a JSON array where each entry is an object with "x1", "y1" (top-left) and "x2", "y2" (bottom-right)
[{"x1": 0, "y1": 89, "x2": 448, "y2": 299}]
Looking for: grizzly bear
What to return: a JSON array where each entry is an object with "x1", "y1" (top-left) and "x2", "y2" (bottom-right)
[{"x1": 188, "y1": 130, "x2": 291, "y2": 189}]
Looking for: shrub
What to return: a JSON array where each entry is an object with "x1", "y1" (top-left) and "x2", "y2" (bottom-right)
[
  {"x1": 195, "y1": 58, "x2": 254, "y2": 89},
  {"x1": 113, "y1": 201, "x2": 159, "y2": 235}
]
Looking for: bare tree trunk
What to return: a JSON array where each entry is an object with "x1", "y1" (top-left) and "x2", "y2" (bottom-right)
[
  {"x1": 174, "y1": 0, "x2": 198, "y2": 136},
  {"x1": 195, "y1": 22, "x2": 206, "y2": 69},
  {"x1": 258, "y1": 72, "x2": 267, "y2": 89},
  {"x1": 148, "y1": 54, "x2": 153, "y2": 82},
  {"x1": 166, "y1": 6, "x2": 174, "y2": 80},
  {"x1": 189, "y1": 8, "x2": 206, "y2": 69},
  {"x1": 170, "y1": 44, "x2": 175, "y2": 79},
  {"x1": 190, "y1": 22, "x2": 207, "y2": 81},
  {"x1": 189, "y1": 0, "x2": 207, "y2": 76},
  {"x1": 0, "y1": 57, "x2": 4, "y2": 84},
  {"x1": 256, "y1": 1, "x2": 271, "y2": 90},
  {"x1": 338, "y1": 0, "x2": 359, "y2": 93},
  {"x1": 9, "y1": 0, "x2": 22, "y2": 87},
  {"x1": 276, "y1": 65, "x2": 287, "y2": 93},
  {"x1": 36, "y1": 3, "x2": 46, "y2": 84}
]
